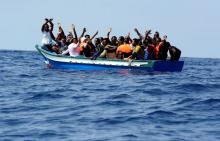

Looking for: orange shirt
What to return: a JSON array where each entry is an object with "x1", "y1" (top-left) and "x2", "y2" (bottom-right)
[{"x1": 116, "y1": 44, "x2": 132, "y2": 54}]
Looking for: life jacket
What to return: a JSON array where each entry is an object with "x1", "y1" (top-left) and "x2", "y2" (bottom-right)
[
  {"x1": 154, "y1": 42, "x2": 163, "y2": 60},
  {"x1": 79, "y1": 43, "x2": 85, "y2": 55},
  {"x1": 116, "y1": 44, "x2": 132, "y2": 54},
  {"x1": 132, "y1": 45, "x2": 145, "y2": 60}
]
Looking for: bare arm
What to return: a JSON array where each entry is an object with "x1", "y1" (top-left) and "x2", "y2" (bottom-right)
[
  {"x1": 58, "y1": 22, "x2": 64, "y2": 33},
  {"x1": 41, "y1": 18, "x2": 48, "y2": 32},
  {"x1": 49, "y1": 19, "x2": 55, "y2": 40},
  {"x1": 41, "y1": 23, "x2": 47, "y2": 32},
  {"x1": 48, "y1": 19, "x2": 54, "y2": 32},
  {"x1": 134, "y1": 28, "x2": 143, "y2": 40},
  {"x1": 144, "y1": 30, "x2": 151, "y2": 40},
  {"x1": 71, "y1": 24, "x2": 78, "y2": 39},
  {"x1": 90, "y1": 30, "x2": 98, "y2": 41},
  {"x1": 78, "y1": 28, "x2": 86, "y2": 43},
  {"x1": 107, "y1": 28, "x2": 112, "y2": 39}
]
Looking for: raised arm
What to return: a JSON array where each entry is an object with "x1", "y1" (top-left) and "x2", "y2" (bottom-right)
[
  {"x1": 126, "y1": 32, "x2": 131, "y2": 38},
  {"x1": 78, "y1": 28, "x2": 86, "y2": 43},
  {"x1": 134, "y1": 28, "x2": 143, "y2": 40},
  {"x1": 144, "y1": 30, "x2": 151, "y2": 40},
  {"x1": 71, "y1": 24, "x2": 78, "y2": 40},
  {"x1": 41, "y1": 18, "x2": 48, "y2": 32},
  {"x1": 48, "y1": 18, "x2": 54, "y2": 32},
  {"x1": 58, "y1": 22, "x2": 64, "y2": 33},
  {"x1": 90, "y1": 30, "x2": 98, "y2": 41},
  {"x1": 48, "y1": 19, "x2": 55, "y2": 40},
  {"x1": 107, "y1": 28, "x2": 112, "y2": 39}
]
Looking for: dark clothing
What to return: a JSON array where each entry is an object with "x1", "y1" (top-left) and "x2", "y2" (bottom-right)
[
  {"x1": 81, "y1": 42, "x2": 95, "y2": 57},
  {"x1": 91, "y1": 45, "x2": 104, "y2": 60},
  {"x1": 42, "y1": 44, "x2": 53, "y2": 52},
  {"x1": 158, "y1": 41, "x2": 170, "y2": 60},
  {"x1": 169, "y1": 46, "x2": 181, "y2": 61}
]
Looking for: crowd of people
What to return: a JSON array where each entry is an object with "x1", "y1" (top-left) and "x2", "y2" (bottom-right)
[{"x1": 41, "y1": 18, "x2": 181, "y2": 61}]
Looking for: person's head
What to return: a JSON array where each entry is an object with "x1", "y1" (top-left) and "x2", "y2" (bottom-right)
[
  {"x1": 72, "y1": 38, "x2": 78, "y2": 44},
  {"x1": 94, "y1": 38, "x2": 101, "y2": 46},
  {"x1": 66, "y1": 33, "x2": 73, "y2": 42},
  {"x1": 85, "y1": 34, "x2": 90, "y2": 39},
  {"x1": 118, "y1": 36, "x2": 125, "y2": 45},
  {"x1": 154, "y1": 31, "x2": 160, "y2": 38},
  {"x1": 99, "y1": 37, "x2": 104, "y2": 42},
  {"x1": 43, "y1": 24, "x2": 49, "y2": 32},
  {"x1": 102, "y1": 38, "x2": 109, "y2": 46},
  {"x1": 111, "y1": 36, "x2": 117, "y2": 44},
  {"x1": 132, "y1": 38, "x2": 140, "y2": 46},
  {"x1": 124, "y1": 37, "x2": 131, "y2": 44},
  {"x1": 58, "y1": 27, "x2": 63, "y2": 33}
]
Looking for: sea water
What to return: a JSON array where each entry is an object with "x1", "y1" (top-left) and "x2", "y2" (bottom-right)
[{"x1": 0, "y1": 50, "x2": 220, "y2": 141}]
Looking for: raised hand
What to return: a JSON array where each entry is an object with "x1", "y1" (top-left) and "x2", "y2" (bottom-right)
[
  {"x1": 163, "y1": 35, "x2": 167, "y2": 40},
  {"x1": 108, "y1": 28, "x2": 112, "y2": 33},
  {"x1": 146, "y1": 29, "x2": 151, "y2": 35},
  {"x1": 83, "y1": 28, "x2": 86, "y2": 33},
  {"x1": 134, "y1": 28, "x2": 138, "y2": 33},
  {"x1": 71, "y1": 24, "x2": 75, "y2": 29},
  {"x1": 127, "y1": 32, "x2": 131, "y2": 37}
]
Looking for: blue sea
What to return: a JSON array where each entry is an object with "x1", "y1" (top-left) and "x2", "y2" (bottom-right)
[{"x1": 0, "y1": 50, "x2": 220, "y2": 141}]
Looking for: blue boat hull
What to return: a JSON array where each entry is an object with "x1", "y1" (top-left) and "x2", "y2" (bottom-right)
[{"x1": 45, "y1": 58, "x2": 184, "y2": 72}]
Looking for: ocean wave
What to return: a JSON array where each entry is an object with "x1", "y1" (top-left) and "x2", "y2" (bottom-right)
[{"x1": 1, "y1": 52, "x2": 220, "y2": 141}]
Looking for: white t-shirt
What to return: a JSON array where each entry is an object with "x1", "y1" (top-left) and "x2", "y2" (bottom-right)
[
  {"x1": 42, "y1": 31, "x2": 52, "y2": 45},
  {"x1": 62, "y1": 42, "x2": 79, "y2": 57}
]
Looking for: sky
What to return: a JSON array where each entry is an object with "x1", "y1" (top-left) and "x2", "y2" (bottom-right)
[{"x1": 0, "y1": 0, "x2": 219, "y2": 58}]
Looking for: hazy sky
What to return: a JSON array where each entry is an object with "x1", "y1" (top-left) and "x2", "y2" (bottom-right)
[{"x1": 0, "y1": 0, "x2": 219, "y2": 58}]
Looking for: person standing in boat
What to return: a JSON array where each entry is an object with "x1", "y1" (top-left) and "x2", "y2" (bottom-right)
[
  {"x1": 41, "y1": 18, "x2": 56, "y2": 52},
  {"x1": 156, "y1": 35, "x2": 170, "y2": 60}
]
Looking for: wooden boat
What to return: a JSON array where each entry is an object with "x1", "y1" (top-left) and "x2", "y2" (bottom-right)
[{"x1": 35, "y1": 45, "x2": 184, "y2": 72}]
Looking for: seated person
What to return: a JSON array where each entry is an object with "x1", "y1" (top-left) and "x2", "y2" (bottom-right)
[
  {"x1": 79, "y1": 30, "x2": 98, "y2": 57},
  {"x1": 130, "y1": 38, "x2": 144, "y2": 60},
  {"x1": 169, "y1": 46, "x2": 181, "y2": 61},
  {"x1": 62, "y1": 38, "x2": 79, "y2": 57},
  {"x1": 116, "y1": 37, "x2": 132, "y2": 59},
  {"x1": 157, "y1": 35, "x2": 170, "y2": 60},
  {"x1": 99, "y1": 38, "x2": 117, "y2": 59},
  {"x1": 143, "y1": 40, "x2": 155, "y2": 60},
  {"x1": 91, "y1": 38, "x2": 104, "y2": 60},
  {"x1": 61, "y1": 25, "x2": 86, "y2": 57}
]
